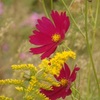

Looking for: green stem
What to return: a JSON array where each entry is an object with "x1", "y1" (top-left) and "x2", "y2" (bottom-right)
[
  {"x1": 94, "y1": 0, "x2": 99, "y2": 27},
  {"x1": 90, "y1": 4, "x2": 95, "y2": 24},
  {"x1": 61, "y1": 0, "x2": 85, "y2": 38},
  {"x1": 69, "y1": 0, "x2": 75, "y2": 9},
  {"x1": 87, "y1": 63, "x2": 91, "y2": 100},
  {"x1": 71, "y1": 95, "x2": 74, "y2": 100},
  {"x1": 92, "y1": 0, "x2": 99, "y2": 51},
  {"x1": 85, "y1": 0, "x2": 100, "y2": 96},
  {"x1": 51, "y1": 0, "x2": 53, "y2": 10},
  {"x1": 42, "y1": 0, "x2": 49, "y2": 18}
]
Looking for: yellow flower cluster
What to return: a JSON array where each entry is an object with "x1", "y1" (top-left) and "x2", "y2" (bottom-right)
[
  {"x1": 0, "y1": 79, "x2": 23, "y2": 85},
  {"x1": 26, "y1": 76, "x2": 38, "y2": 92},
  {"x1": 24, "y1": 95, "x2": 33, "y2": 100},
  {"x1": 46, "y1": 77, "x2": 60, "y2": 87},
  {"x1": 38, "y1": 82, "x2": 52, "y2": 90},
  {"x1": 15, "y1": 86, "x2": 24, "y2": 91},
  {"x1": 39, "y1": 51, "x2": 76, "y2": 76},
  {"x1": 37, "y1": 73, "x2": 60, "y2": 89},
  {"x1": 39, "y1": 93, "x2": 49, "y2": 100},
  {"x1": 0, "y1": 50, "x2": 76, "y2": 100},
  {"x1": 35, "y1": 89, "x2": 49, "y2": 100},
  {"x1": 0, "y1": 95, "x2": 12, "y2": 100},
  {"x1": 11, "y1": 64, "x2": 37, "y2": 71},
  {"x1": 14, "y1": 75, "x2": 50, "y2": 100}
]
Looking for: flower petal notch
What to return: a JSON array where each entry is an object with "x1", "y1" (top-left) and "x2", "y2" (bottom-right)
[
  {"x1": 40, "y1": 63, "x2": 80, "y2": 100},
  {"x1": 29, "y1": 11, "x2": 70, "y2": 59}
]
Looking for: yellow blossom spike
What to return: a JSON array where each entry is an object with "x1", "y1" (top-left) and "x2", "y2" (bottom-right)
[
  {"x1": 24, "y1": 95, "x2": 33, "y2": 100},
  {"x1": 35, "y1": 89, "x2": 50, "y2": 100},
  {"x1": 0, "y1": 95, "x2": 13, "y2": 100},
  {"x1": 0, "y1": 79, "x2": 23, "y2": 85},
  {"x1": 45, "y1": 76, "x2": 60, "y2": 87},
  {"x1": 15, "y1": 86, "x2": 24, "y2": 91},
  {"x1": 38, "y1": 82, "x2": 52, "y2": 90},
  {"x1": 29, "y1": 76, "x2": 38, "y2": 87},
  {"x1": 11, "y1": 64, "x2": 37, "y2": 71},
  {"x1": 25, "y1": 76, "x2": 38, "y2": 92}
]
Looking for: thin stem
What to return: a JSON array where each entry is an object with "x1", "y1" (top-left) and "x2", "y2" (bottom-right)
[
  {"x1": 85, "y1": 0, "x2": 100, "y2": 96},
  {"x1": 87, "y1": 63, "x2": 91, "y2": 100},
  {"x1": 71, "y1": 95, "x2": 74, "y2": 100},
  {"x1": 71, "y1": 94, "x2": 78, "y2": 100},
  {"x1": 42, "y1": 0, "x2": 49, "y2": 18},
  {"x1": 51, "y1": 0, "x2": 53, "y2": 10},
  {"x1": 69, "y1": 0, "x2": 75, "y2": 9},
  {"x1": 94, "y1": 0, "x2": 99, "y2": 27},
  {"x1": 90, "y1": 4, "x2": 95, "y2": 24},
  {"x1": 61, "y1": 0, "x2": 85, "y2": 38},
  {"x1": 92, "y1": 0, "x2": 99, "y2": 51}
]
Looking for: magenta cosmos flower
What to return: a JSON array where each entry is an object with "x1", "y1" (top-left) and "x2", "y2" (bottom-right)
[
  {"x1": 29, "y1": 11, "x2": 70, "y2": 59},
  {"x1": 40, "y1": 63, "x2": 80, "y2": 100}
]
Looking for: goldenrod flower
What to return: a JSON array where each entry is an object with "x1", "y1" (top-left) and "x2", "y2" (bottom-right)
[
  {"x1": 26, "y1": 76, "x2": 38, "y2": 92},
  {"x1": 39, "y1": 51, "x2": 76, "y2": 76},
  {"x1": 15, "y1": 86, "x2": 24, "y2": 91},
  {"x1": 0, "y1": 95, "x2": 12, "y2": 100},
  {"x1": 40, "y1": 63, "x2": 80, "y2": 100},
  {"x1": 24, "y1": 95, "x2": 33, "y2": 100},
  {"x1": 0, "y1": 79, "x2": 23, "y2": 85},
  {"x1": 35, "y1": 89, "x2": 49, "y2": 100},
  {"x1": 11, "y1": 64, "x2": 37, "y2": 71}
]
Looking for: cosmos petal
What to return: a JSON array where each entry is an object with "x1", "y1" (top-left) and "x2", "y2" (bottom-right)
[
  {"x1": 64, "y1": 63, "x2": 71, "y2": 79},
  {"x1": 51, "y1": 11, "x2": 70, "y2": 36},
  {"x1": 69, "y1": 66, "x2": 80, "y2": 82},
  {"x1": 55, "y1": 65, "x2": 66, "y2": 81},
  {"x1": 29, "y1": 31, "x2": 52, "y2": 45},
  {"x1": 36, "y1": 17, "x2": 56, "y2": 36},
  {"x1": 62, "y1": 88, "x2": 72, "y2": 98},
  {"x1": 41, "y1": 44, "x2": 57, "y2": 59},
  {"x1": 41, "y1": 86, "x2": 71, "y2": 100},
  {"x1": 30, "y1": 43, "x2": 54, "y2": 54},
  {"x1": 55, "y1": 63, "x2": 70, "y2": 81}
]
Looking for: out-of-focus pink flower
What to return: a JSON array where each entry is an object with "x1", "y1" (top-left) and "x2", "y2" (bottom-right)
[
  {"x1": 0, "y1": 2, "x2": 3, "y2": 15},
  {"x1": 1, "y1": 43, "x2": 9, "y2": 52},
  {"x1": 19, "y1": 52, "x2": 32, "y2": 60},
  {"x1": 21, "y1": 13, "x2": 43, "y2": 27}
]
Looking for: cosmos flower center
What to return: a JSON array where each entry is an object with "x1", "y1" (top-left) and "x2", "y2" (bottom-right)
[
  {"x1": 52, "y1": 34, "x2": 61, "y2": 42},
  {"x1": 60, "y1": 79, "x2": 68, "y2": 86}
]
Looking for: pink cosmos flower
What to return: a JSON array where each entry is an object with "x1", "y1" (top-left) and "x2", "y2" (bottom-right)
[
  {"x1": 41, "y1": 63, "x2": 80, "y2": 100},
  {"x1": 29, "y1": 11, "x2": 70, "y2": 59}
]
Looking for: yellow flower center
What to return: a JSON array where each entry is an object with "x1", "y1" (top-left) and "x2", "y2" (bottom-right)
[
  {"x1": 52, "y1": 34, "x2": 61, "y2": 42},
  {"x1": 60, "y1": 79, "x2": 68, "y2": 86}
]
